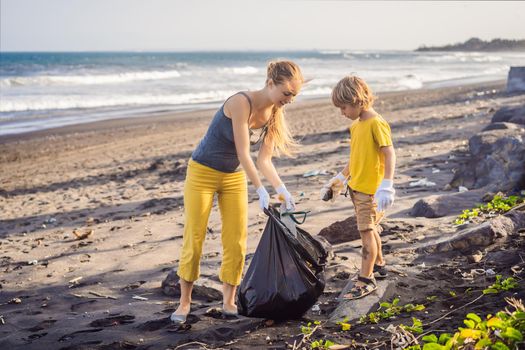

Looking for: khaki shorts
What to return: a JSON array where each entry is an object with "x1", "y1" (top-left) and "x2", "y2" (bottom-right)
[{"x1": 349, "y1": 188, "x2": 384, "y2": 232}]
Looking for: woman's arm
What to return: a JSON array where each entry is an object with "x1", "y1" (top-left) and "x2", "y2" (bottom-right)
[
  {"x1": 229, "y1": 96, "x2": 263, "y2": 189},
  {"x1": 256, "y1": 137, "x2": 283, "y2": 189}
]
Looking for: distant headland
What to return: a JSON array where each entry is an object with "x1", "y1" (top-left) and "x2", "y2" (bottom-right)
[{"x1": 416, "y1": 37, "x2": 525, "y2": 52}]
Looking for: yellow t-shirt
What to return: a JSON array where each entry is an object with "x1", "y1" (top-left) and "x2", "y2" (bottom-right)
[{"x1": 348, "y1": 115, "x2": 393, "y2": 195}]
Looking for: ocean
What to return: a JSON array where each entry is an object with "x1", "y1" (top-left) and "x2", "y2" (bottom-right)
[{"x1": 1, "y1": 50, "x2": 524, "y2": 136}]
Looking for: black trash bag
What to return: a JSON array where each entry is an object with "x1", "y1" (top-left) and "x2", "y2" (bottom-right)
[{"x1": 238, "y1": 206, "x2": 328, "y2": 320}]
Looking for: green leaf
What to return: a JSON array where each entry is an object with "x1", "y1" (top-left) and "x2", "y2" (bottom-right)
[
  {"x1": 491, "y1": 341, "x2": 510, "y2": 350},
  {"x1": 501, "y1": 327, "x2": 523, "y2": 341},
  {"x1": 483, "y1": 288, "x2": 499, "y2": 295},
  {"x1": 438, "y1": 333, "x2": 451, "y2": 345},
  {"x1": 422, "y1": 334, "x2": 439, "y2": 343},
  {"x1": 475, "y1": 338, "x2": 492, "y2": 348},
  {"x1": 422, "y1": 343, "x2": 445, "y2": 350},
  {"x1": 466, "y1": 313, "x2": 482, "y2": 323},
  {"x1": 463, "y1": 319, "x2": 475, "y2": 329}
]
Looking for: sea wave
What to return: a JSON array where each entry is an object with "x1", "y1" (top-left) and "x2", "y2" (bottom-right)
[
  {"x1": 0, "y1": 90, "x2": 235, "y2": 112},
  {"x1": 0, "y1": 70, "x2": 182, "y2": 88},
  {"x1": 217, "y1": 66, "x2": 259, "y2": 75}
]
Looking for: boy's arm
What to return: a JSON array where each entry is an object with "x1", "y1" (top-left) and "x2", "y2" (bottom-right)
[
  {"x1": 375, "y1": 145, "x2": 396, "y2": 212},
  {"x1": 380, "y1": 145, "x2": 396, "y2": 180}
]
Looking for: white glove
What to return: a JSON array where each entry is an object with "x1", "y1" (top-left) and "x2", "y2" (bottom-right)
[
  {"x1": 374, "y1": 179, "x2": 395, "y2": 212},
  {"x1": 276, "y1": 184, "x2": 295, "y2": 211},
  {"x1": 320, "y1": 172, "x2": 347, "y2": 202},
  {"x1": 256, "y1": 186, "x2": 270, "y2": 210}
]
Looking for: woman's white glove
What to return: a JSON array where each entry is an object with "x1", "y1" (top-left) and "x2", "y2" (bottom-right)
[
  {"x1": 256, "y1": 186, "x2": 270, "y2": 210},
  {"x1": 275, "y1": 184, "x2": 295, "y2": 211},
  {"x1": 320, "y1": 172, "x2": 347, "y2": 202},
  {"x1": 374, "y1": 179, "x2": 395, "y2": 212}
]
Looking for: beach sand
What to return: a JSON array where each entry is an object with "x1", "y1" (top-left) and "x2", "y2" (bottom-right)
[{"x1": 1, "y1": 81, "x2": 524, "y2": 349}]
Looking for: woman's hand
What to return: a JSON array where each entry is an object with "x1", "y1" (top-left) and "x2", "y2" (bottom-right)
[
  {"x1": 256, "y1": 186, "x2": 270, "y2": 210},
  {"x1": 276, "y1": 184, "x2": 295, "y2": 211}
]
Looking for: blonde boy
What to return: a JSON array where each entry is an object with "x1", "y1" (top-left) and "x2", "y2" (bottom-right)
[{"x1": 321, "y1": 76, "x2": 396, "y2": 300}]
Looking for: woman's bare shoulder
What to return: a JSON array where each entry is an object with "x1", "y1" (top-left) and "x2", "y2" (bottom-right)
[{"x1": 224, "y1": 93, "x2": 251, "y2": 120}]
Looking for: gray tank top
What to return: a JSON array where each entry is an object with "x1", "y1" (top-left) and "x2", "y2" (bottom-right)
[{"x1": 192, "y1": 92, "x2": 266, "y2": 173}]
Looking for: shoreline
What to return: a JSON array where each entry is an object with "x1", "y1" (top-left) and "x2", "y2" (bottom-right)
[{"x1": 0, "y1": 79, "x2": 506, "y2": 144}]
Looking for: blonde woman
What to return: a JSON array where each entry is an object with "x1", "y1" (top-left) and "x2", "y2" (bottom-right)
[{"x1": 171, "y1": 61, "x2": 304, "y2": 323}]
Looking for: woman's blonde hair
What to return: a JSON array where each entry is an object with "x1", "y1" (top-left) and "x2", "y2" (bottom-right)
[
  {"x1": 265, "y1": 60, "x2": 303, "y2": 157},
  {"x1": 331, "y1": 75, "x2": 375, "y2": 109}
]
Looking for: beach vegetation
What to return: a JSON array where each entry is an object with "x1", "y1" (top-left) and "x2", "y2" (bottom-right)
[
  {"x1": 453, "y1": 194, "x2": 524, "y2": 225},
  {"x1": 482, "y1": 275, "x2": 519, "y2": 295},
  {"x1": 359, "y1": 297, "x2": 426, "y2": 324},
  {"x1": 394, "y1": 298, "x2": 525, "y2": 350}
]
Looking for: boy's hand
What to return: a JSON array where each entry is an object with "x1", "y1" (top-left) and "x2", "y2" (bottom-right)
[
  {"x1": 320, "y1": 172, "x2": 347, "y2": 202},
  {"x1": 374, "y1": 179, "x2": 395, "y2": 212},
  {"x1": 276, "y1": 184, "x2": 295, "y2": 211},
  {"x1": 256, "y1": 186, "x2": 270, "y2": 210}
]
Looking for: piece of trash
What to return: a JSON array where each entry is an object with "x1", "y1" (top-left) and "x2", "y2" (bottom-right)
[
  {"x1": 9, "y1": 298, "x2": 22, "y2": 304},
  {"x1": 467, "y1": 251, "x2": 483, "y2": 263},
  {"x1": 27, "y1": 260, "x2": 38, "y2": 265},
  {"x1": 132, "y1": 295, "x2": 148, "y2": 301},
  {"x1": 485, "y1": 268, "x2": 496, "y2": 276},
  {"x1": 409, "y1": 178, "x2": 436, "y2": 187},
  {"x1": 311, "y1": 304, "x2": 320, "y2": 312},
  {"x1": 73, "y1": 229, "x2": 93, "y2": 240},
  {"x1": 431, "y1": 168, "x2": 440, "y2": 173},
  {"x1": 68, "y1": 276, "x2": 83, "y2": 285},
  {"x1": 44, "y1": 218, "x2": 57, "y2": 224},
  {"x1": 303, "y1": 169, "x2": 320, "y2": 177},
  {"x1": 458, "y1": 186, "x2": 469, "y2": 193}
]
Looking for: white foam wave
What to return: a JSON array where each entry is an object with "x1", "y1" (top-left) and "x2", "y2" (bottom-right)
[
  {"x1": 417, "y1": 53, "x2": 503, "y2": 63},
  {"x1": 396, "y1": 75, "x2": 423, "y2": 90},
  {"x1": 0, "y1": 70, "x2": 182, "y2": 88},
  {"x1": 0, "y1": 90, "x2": 234, "y2": 112},
  {"x1": 217, "y1": 66, "x2": 259, "y2": 75},
  {"x1": 319, "y1": 50, "x2": 342, "y2": 55}
]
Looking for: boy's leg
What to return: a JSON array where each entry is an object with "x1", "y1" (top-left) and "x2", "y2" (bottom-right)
[
  {"x1": 373, "y1": 210, "x2": 385, "y2": 266},
  {"x1": 373, "y1": 229, "x2": 385, "y2": 266},
  {"x1": 217, "y1": 171, "x2": 248, "y2": 313},
  {"x1": 343, "y1": 189, "x2": 379, "y2": 300},
  {"x1": 359, "y1": 228, "x2": 378, "y2": 279}
]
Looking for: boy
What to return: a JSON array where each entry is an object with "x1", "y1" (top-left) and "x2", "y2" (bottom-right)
[{"x1": 321, "y1": 76, "x2": 396, "y2": 300}]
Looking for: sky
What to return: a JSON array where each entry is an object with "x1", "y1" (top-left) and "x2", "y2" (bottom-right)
[{"x1": 1, "y1": 0, "x2": 524, "y2": 52}]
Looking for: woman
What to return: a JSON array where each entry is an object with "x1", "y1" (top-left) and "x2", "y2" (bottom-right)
[{"x1": 171, "y1": 60, "x2": 304, "y2": 323}]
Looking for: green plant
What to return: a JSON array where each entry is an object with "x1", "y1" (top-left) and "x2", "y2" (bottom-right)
[
  {"x1": 336, "y1": 317, "x2": 351, "y2": 331},
  {"x1": 310, "y1": 339, "x2": 335, "y2": 349},
  {"x1": 298, "y1": 321, "x2": 339, "y2": 350},
  {"x1": 301, "y1": 320, "x2": 321, "y2": 336},
  {"x1": 404, "y1": 298, "x2": 525, "y2": 350},
  {"x1": 359, "y1": 298, "x2": 425, "y2": 324},
  {"x1": 483, "y1": 275, "x2": 518, "y2": 295},
  {"x1": 401, "y1": 317, "x2": 424, "y2": 334},
  {"x1": 453, "y1": 194, "x2": 524, "y2": 225}
]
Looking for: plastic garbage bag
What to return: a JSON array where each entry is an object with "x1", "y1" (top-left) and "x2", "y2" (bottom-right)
[{"x1": 238, "y1": 206, "x2": 327, "y2": 319}]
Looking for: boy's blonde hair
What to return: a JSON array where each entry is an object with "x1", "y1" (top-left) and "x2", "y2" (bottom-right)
[
  {"x1": 265, "y1": 60, "x2": 303, "y2": 157},
  {"x1": 331, "y1": 76, "x2": 375, "y2": 109}
]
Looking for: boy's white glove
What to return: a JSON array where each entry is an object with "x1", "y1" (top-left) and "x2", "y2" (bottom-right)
[
  {"x1": 320, "y1": 172, "x2": 347, "y2": 202},
  {"x1": 256, "y1": 186, "x2": 270, "y2": 210},
  {"x1": 374, "y1": 179, "x2": 395, "y2": 212},
  {"x1": 276, "y1": 184, "x2": 295, "y2": 211}
]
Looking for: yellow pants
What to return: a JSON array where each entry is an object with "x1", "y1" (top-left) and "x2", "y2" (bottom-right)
[{"x1": 177, "y1": 159, "x2": 248, "y2": 286}]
